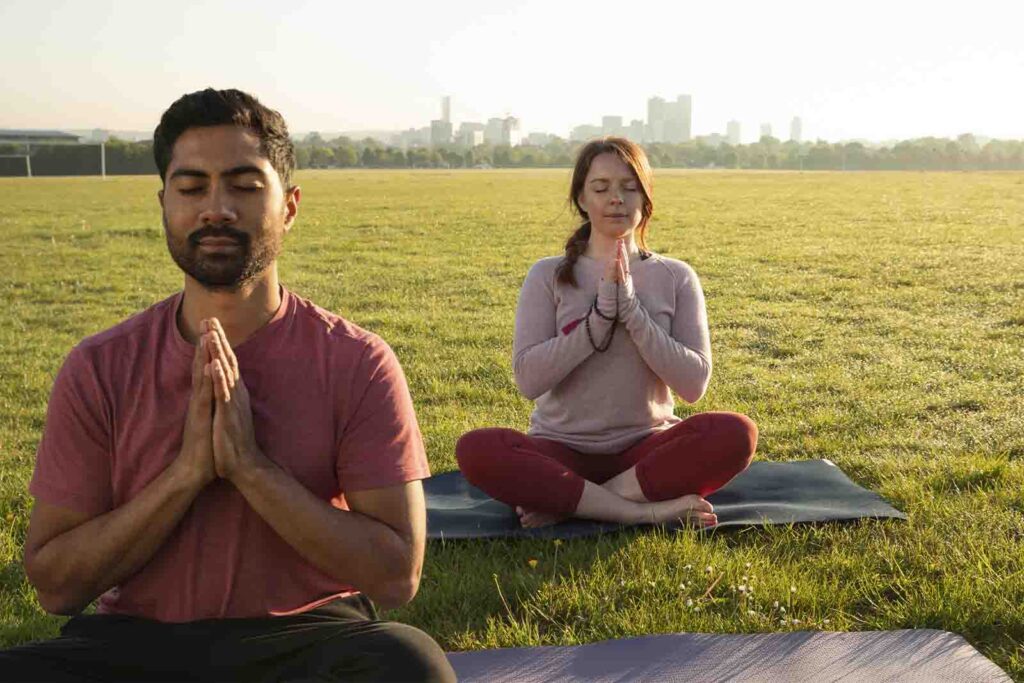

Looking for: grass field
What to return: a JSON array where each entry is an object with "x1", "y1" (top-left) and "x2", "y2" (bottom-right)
[{"x1": 1, "y1": 169, "x2": 1022, "y2": 677}]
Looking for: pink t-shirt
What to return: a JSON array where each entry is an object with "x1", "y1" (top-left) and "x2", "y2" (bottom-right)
[{"x1": 30, "y1": 287, "x2": 430, "y2": 622}]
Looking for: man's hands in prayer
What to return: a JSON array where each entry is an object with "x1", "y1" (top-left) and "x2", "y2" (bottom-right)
[
  {"x1": 178, "y1": 320, "x2": 216, "y2": 487},
  {"x1": 202, "y1": 318, "x2": 264, "y2": 482}
]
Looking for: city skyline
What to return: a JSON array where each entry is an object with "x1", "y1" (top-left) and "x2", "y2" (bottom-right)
[
  {"x1": 1, "y1": 1, "x2": 1022, "y2": 142},
  {"x1": 392, "y1": 93, "x2": 807, "y2": 149}
]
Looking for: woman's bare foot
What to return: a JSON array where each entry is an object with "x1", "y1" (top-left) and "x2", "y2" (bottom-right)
[
  {"x1": 644, "y1": 494, "x2": 717, "y2": 527},
  {"x1": 516, "y1": 506, "x2": 569, "y2": 528}
]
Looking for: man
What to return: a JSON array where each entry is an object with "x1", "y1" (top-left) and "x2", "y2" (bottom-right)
[{"x1": 1, "y1": 88, "x2": 455, "y2": 682}]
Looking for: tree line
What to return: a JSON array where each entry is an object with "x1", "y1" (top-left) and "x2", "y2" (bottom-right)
[{"x1": 3, "y1": 133, "x2": 1023, "y2": 176}]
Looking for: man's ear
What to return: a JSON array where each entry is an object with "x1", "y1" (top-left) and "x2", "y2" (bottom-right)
[
  {"x1": 283, "y1": 186, "x2": 301, "y2": 232},
  {"x1": 157, "y1": 187, "x2": 164, "y2": 208}
]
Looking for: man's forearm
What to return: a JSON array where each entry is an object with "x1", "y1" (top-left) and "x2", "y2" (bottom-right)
[
  {"x1": 231, "y1": 456, "x2": 419, "y2": 608},
  {"x1": 27, "y1": 459, "x2": 205, "y2": 614}
]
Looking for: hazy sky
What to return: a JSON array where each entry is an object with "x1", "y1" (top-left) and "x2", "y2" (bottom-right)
[{"x1": 2, "y1": 0, "x2": 1022, "y2": 142}]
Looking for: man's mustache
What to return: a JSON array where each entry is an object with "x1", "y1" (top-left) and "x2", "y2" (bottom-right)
[{"x1": 188, "y1": 225, "x2": 249, "y2": 246}]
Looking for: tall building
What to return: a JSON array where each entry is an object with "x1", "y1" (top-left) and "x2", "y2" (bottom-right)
[
  {"x1": 790, "y1": 116, "x2": 802, "y2": 142},
  {"x1": 668, "y1": 94, "x2": 692, "y2": 143},
  {"x1": 727, "y1": 120, "x2": 741, "y2": 145},
  {"x1": 602, "y1": 115, "x2": 623, "y2": 137},
  {"x1": 456, "y1": 122, "x2": 485, "y2": 148},
  {"x1": 760, "y1": 123, "x2": 773, "y2": 140},
  {"x1": 441, "y1": 96, "x2": 451, "y2": 124},
  {"x1": 430, "y1": 119, "x2": 453, "y2": 147},
  {"x1": 484, "y1": 118, "x2": 505, "y2": 144},
  {"x1": 626, "y1": 119, "x2": 644, "y2": 142},
  {"x1": 646, "y1": 96, "x2": 666, "y2": 142},
  {"x1": 646, "y1": 94, "x2": 691, "y2": 143},
  {"x1": 501, "y1": 117, "x2": 522, "y2": 146}
]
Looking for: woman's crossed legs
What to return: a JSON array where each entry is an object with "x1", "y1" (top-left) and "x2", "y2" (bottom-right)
[{"x1": 456, "y1": 412, "x2": 757, "y2": 528}]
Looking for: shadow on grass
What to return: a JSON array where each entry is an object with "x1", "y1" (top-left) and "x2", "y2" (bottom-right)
[
  {"x1": 393, "y1": 531, "x2": 641, "y2": 649},
  {"x1": 0, "y1": 561, "x2": 63, "y2": 648}
]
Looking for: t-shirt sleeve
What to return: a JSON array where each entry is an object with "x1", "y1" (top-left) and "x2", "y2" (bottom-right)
[
  {"x1": 335, "y1": 337, "x2": 429, "y2": 492},
  {"x1": 30, "y1": 346, "x2": 113, "y2": 516}
]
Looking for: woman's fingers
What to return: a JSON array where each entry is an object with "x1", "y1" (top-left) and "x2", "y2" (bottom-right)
[{"x1": 604, "y1": 256, "x2": 617, "y2": 282}]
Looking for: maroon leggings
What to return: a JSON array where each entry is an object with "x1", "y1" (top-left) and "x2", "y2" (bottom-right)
[{"x1": 456, "y1": 412, "x2": 758, "y2": 517}]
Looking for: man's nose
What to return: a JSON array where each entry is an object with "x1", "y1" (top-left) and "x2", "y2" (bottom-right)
[{"x1": 198, "y1": 186, "x2": 238, "y2": 225}]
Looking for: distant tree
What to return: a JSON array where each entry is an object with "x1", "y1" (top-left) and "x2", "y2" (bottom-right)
[{"x1": 333, "y1": 145, "x2": 358, "y2": 167}]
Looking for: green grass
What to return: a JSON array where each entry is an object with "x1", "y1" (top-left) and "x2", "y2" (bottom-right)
[{"x1": 1, "y1": 170, "x2": 1022, "y2": 678}]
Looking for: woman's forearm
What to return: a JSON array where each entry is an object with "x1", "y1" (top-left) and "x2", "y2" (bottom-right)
[
  {"x1": 623, "y1": 304, "x2": 712, "y2": 402},
  {"x1": 512, "y1": 309, "x2": 611, "y2": 399}
]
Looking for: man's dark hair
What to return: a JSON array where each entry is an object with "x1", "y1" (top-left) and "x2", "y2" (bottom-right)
[{"x1": 153, "y1": 88, "x2": 296, "y2": 187}]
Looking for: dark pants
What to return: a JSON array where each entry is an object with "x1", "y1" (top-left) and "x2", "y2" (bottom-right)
[{"x1": 0, "y1": 595, "x2": 455, "y2": 682}]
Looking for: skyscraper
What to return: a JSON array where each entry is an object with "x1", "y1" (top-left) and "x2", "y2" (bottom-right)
[
  {"x1": 790, "y1": 116, "x2": 802, "y2": 143},
  {"x1": 646, "y1": 96, "x2": 666, "y2": 142},
  {"x1": 484, "y1": 118, "x2": 504, "y2": 144},
  {"x1": 760, "y1": 123, "x2": 773, "y2": 140},
  {"x1": 441, "y1": 96, "x2": 451, "y2": 124},
  {"x1": 430, "y1": 119, "x2": 452, "y2": 146},
  {"x1": 648, "y1": 94, "x2": 691, "y2": 143},
  {"x1": 727, "y1": 120, "x2": 741, "y2": 145},
  {"x1": 501, "y1": 117, "x2": 522, "y2": 146},
  {"x1": 627, "y1": 119, "x2": 644, "y2": 142},
  {"x1": 602, "y1": 115, "x2": 623, "y2": 136},
  {"x1": 672, "y1": 94, "x2": 692, "y2": 143}
]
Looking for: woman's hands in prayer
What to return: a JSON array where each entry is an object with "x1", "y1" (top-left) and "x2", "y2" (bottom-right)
[{"x1": 602, "y1": 239, "x2": 632, "y2": 285}]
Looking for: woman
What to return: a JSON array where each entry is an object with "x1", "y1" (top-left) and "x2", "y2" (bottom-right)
[{"x1": 457, "y1": 138, "x2": 757, "y2": 528}]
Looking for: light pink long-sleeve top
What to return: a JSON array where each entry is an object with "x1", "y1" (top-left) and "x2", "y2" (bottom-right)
[{"x1": 512, "y1": 252, "x2": 712, "y2": 454}]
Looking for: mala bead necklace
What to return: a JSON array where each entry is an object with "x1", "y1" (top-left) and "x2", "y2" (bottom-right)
[{"x1": 585, "y1": 281, "x2": 618, "y2": 352}]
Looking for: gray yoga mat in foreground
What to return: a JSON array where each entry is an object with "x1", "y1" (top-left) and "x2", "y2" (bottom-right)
[
  {"x1": 446, "y1": 629, "x2": 1011, "y2": 682},
  {"x1": 425, "y1": 460, "x2": 905, "y2": 540}
]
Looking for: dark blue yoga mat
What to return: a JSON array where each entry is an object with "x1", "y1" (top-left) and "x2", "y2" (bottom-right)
[
  {"x1": 425, "y1": 459, "x2": 906, "y2": 540},
  {"x1": 446, "y1": 629, "x2": 1011, "y2": 682}
]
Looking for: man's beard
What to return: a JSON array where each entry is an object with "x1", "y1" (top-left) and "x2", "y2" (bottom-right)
[{"x1": 165, "y1": 221, "x2": 282, "y2": 291}]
